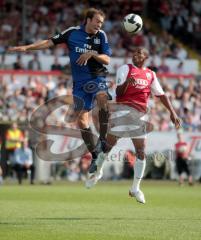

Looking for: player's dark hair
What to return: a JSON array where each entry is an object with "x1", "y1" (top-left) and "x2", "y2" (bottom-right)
[
  {"x1": 84, "y1": 8, "x2": 105, "y2": 25},
  {"x1": 134, "y1": 47, "x2": 149, "y2": 56}
]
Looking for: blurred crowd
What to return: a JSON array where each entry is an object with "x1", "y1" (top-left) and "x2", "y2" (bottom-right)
[
  {"x1": 0, "y1": 73, "x2": 72, "y2": 122},
  {"x1": 148, "y1": 0, "x2": 201, "y2": 53},
  {"x1": 0, "y1": 0, "x2": 200, "y2": 130},
  {"x1": 0, "y1": 72, "x2": 201, "y2": 131},
  {"x1": 150, "y1": 76, "x2": 201, "y2": 131},
  {"x1": 0, "y1": 0, "x2": 190, "y2": 60}
]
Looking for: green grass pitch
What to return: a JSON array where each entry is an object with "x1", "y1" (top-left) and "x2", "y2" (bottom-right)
[{"x1": 0, "y1": 180, "x2": 201, "y2": 240}]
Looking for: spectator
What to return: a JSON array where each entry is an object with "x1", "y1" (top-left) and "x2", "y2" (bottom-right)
[
  {"x1": 148, "y1": 59, "x2": 158, "y2": 72},
  {"x1": 13, "y1": 55, "x2": 24, "y2": 70},
  {"x1": 51, "y1": 57, "x2": 63, "y2": 71},
  {"x1": 13, "y1": 140, "x2": 35, "y2": 185},
  {"x1": 149, "y1": 0, "x2": 201, "y2": 52},
  {"x1": 181, "y1": 107, "x2": 194, "y2": 131},
  {"x1": 158, "y1": 116, "x2": 170, "y2": 131},
  {"x1": 55, "y1": 83, "x2": 67, "y2": 96},
  {"x1": 175, "y1": 43, "x2": 188, "y2": 60},
  {"x1": 174, "y1": 61, "x2": 185, "y2": 74},
  {"x1": 0, "y1": 54, "x2": 11, "y2": 69},
  {"x1": 158, "y1": 58, "x2": 170, "y2": 73},
  {"x1": 174, "y1": 77, "x2": 185, "y2": 100},
  {"x1": 28, "y1": 53, "x2": 41, "y2": 70},
  {"x1": 46, "y1": 75, "x2": 56, "y2": 99},
  {"x1": 5, "y1": 122, "x2": 24, "y2": 164},
  {"x1": 175, "y1": 131, "x2": 193, "y2": 185}
]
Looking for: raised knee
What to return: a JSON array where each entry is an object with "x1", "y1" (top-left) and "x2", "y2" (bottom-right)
[
  {"x1": 77, "y1": 117, "x2": 87, "y2": 129},
  {"x1": 97, "y1": 93, "x2": 108, "y2": 110}
]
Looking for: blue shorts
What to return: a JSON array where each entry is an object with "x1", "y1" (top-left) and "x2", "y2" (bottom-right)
[{"x1": 73, "y1": 77, "x2": 108, "y2": 111}]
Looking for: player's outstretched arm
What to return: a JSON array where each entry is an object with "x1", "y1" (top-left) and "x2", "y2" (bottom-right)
[
  {"x1": 158, "y1": 94, "x2": 181, "y2": 129},
  {"x1": 8, "y1": 39, "x2": 54, "y2": 52}
]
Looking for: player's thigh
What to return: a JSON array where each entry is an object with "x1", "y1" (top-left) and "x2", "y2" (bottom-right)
[
  {"x1": 95, "y1": 77, "x2": 108, "y2": 108},
  {"x1": 75, "y1": 110, "x2": 89, "y2": 128},
  {"x1": 73, "y1": 87, "x2": 94, "y2": 111},
  {"x1": 96, "y1": 91, "x2": 108, "y2": 107}
]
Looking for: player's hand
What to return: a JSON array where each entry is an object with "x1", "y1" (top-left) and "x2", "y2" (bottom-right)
[
  {"x1": 126, "y1": 77, "x2": 136, "y2": 86},
  {"x1": 8, "y1": 46, "x2": 28, "y2": 52},
  {"x1": 170, "y1": 113, "x2": 182, "y2": 129},
  {"x1": 76, "y1": 52, "x2": 93, "y2": 66}
]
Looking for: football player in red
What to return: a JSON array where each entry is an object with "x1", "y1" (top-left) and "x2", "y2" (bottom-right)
[
  {"x1": 175, "y1": 131, "x2": 193, "y2": 185},
  {"x1": 86, "y1": 47, "x2": 181, "y2": 204}
]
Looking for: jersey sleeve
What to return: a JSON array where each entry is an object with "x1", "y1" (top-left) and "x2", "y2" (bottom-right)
[
  {"x1": 151, "y1": 71, "x2": 165, "y2": 96},
  {"x1": 116, "y1": 64, "x2": 129, "y2": 86},
  {"x1": 51, "y1": 28, "x2": 70, "y2": 45},
  {"x1": 100, "y1": 30, "x2": 112, "y2": 56}
]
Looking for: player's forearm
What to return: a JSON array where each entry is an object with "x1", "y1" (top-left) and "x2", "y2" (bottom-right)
[
  {"x1": 91, "y1": 53, "x2": 110, "y2": 65},
  {"x1": 159, "y1": 94, "x2": 177, "y2": 115},
  {"x1": 26, "y1": 40, "x2": 53, "y2": 50},
  {"x1": 116, "y1": 81, "x2": 129, "y2": 96}
]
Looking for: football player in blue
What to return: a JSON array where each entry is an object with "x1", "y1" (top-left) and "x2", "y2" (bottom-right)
[{"x1": 9, "y1": 8, "x2": 112, "y2": 173}]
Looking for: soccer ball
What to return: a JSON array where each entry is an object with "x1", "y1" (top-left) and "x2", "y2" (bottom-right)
[{"x1": 123, "y1": 13, "x2": 143, "y2": 34}]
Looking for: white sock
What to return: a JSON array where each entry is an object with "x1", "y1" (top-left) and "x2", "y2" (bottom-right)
[
  {"x1": 132, "y1": 158, "x2": 146, "y2": 192},
  {"x1": 96, "y1": 152, "x2": 107, "y2": 169}
]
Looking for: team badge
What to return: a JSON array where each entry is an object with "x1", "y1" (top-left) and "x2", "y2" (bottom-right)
[
  {"x1": 53, "y1": 34, "x2": 60, "y2": 39},
  {"x1": 94, "y1": 38, "x2": 100, "y2": 44},
  {"x1": 146, "y1": 72, "x2": 152, "y2": 80}
]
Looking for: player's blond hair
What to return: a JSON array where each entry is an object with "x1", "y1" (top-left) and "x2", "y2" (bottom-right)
[{"x1": 84, "y1": 8, "x2": 105, "y2": 24}]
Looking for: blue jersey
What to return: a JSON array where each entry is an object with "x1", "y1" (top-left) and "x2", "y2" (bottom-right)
[{"x1": 51, "y1": 25, "x2": 112, "y2": 84}]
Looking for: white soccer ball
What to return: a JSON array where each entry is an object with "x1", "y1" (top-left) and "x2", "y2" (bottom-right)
[{"x1": 123, "y1": 13, "x2": 143, "y2": 34}]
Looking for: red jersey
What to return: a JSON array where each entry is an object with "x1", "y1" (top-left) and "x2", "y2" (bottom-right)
[
  {"x1": 116, "y1": 64, "x2": 164, "y2": 112},
  {"x1": 175, "y1": 141, "x2": 189, "y2": 159}
]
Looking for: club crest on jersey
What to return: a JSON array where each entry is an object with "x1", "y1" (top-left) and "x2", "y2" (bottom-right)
[
  {"x1": 146, "y1": 72, "x2": 152, "y2": 80},
  {"x1": 94, "y1": 38, "x2": 100, "y2": 44},
  {"x1": 53, "y1": 34, "x2": 60, "y2": 39}
]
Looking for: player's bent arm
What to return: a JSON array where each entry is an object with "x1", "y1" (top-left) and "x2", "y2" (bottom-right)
[
  {"x1": 158, "y1": 94, "x2": 181, "y2": 129},
  {"x1": 8, "y1": 39, "x2": 54, "y2": 52},
  {"x1": 116, "y1": 81, "x2": 130, "y2": 96},
  {"x1": 158, "y1": 94, "x2": 176, "y2": 115},
  {"x1": 115, "y1": 65, "x2": 129, "y2": 96},
  {"x1": 91, "y1": 53, "x2": 110, "y2": 65}
]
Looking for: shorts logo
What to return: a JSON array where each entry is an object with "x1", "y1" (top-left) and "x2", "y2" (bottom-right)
[
  {"x1": 83, "y1": 81, "x2": 107, "y2": 93},
  {"x1": 94, "y1": 38, "x2": 100, "y2": 44},
  {"x1": 83, "y1": 81, "x2": 98, "y2": 93}
]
